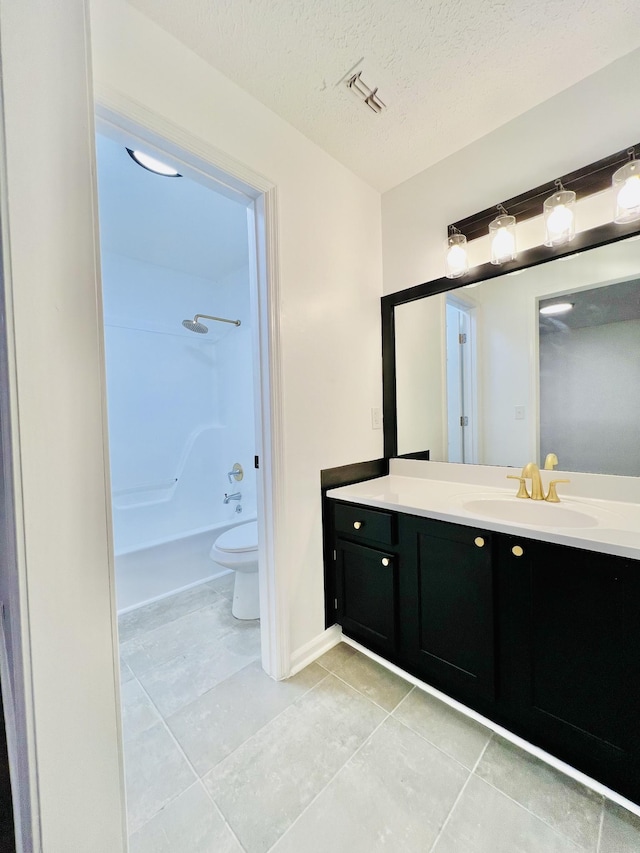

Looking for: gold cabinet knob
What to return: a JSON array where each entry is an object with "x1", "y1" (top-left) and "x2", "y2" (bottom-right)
[
  {"x1": 512, "y1": 545, "x2": 524, "y2": 557},
  {"x1": 353, "y1": 521, "x2": 362, "y2": 530},
  {"x1": 474, "y1": 537, "x2": 485, "y2": 548},
  {"x1": 381, "y1": 557, "x2": 390, "y2": 566}
]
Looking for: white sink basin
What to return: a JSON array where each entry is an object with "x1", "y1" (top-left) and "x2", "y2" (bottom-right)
[{"x1": 460, "y1": 497, "x2": 599, "y2": 528}]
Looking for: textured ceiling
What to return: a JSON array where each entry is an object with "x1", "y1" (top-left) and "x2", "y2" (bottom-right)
[
  {"x1": 540, "y1": 278, "x2": 640, "y2": 331},
  {"x1": 128, "y1": 0, "x2": 640, "y2": 191}
]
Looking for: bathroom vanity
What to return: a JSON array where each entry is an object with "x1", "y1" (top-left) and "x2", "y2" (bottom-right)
[
  {"x1": 324, "y1": 460, "x2": 640, "y2": 805},
  {"x1": 322, "y1": 212, "x2": 640, "y2": 804}
]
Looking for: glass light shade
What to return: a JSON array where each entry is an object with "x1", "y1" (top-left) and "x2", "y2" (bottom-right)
[
  {"x1": 127, "y1": 148, "x2": 181, "y2": 177},
  {"x1": 613, "y1": 159, "x2": 640, "y2": 223},
  {"x1": 445, "y1": 233, "x2": 469, "y2": 278},
  {"x1": 489, "y1": 214, "x2": 516, "y2": 264},
  {"x1": 544, "y1": 189, "x2": 576, "y2": 246}
]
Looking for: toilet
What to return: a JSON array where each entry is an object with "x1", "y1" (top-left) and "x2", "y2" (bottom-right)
[{"x1": 209, "y1": 521, "x2": 259, "y2": 620}]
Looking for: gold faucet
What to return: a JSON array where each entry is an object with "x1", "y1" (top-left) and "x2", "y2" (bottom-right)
[
  {"x1": 544, "y1": 452, "x2": 558, "y2": 470},
  {"x1": 546, "y1": 479, "x2": 571, "y2": 502},
  {"x1": 521, "y1": 462, "x2": 545, "y2": 500},
  {"x1": 506, "y1": 475, "x2": 530, "y2": 498},
  {"x1": 507, "y1": 462, "x2": 571, "y2": 502}
]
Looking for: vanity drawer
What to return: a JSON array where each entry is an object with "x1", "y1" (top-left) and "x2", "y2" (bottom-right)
[{"x1": 334, "y1": 502, "x2": 396, "y2": 546}]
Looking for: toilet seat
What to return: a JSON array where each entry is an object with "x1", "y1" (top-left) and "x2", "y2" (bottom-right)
[{"x1": 214, "y1": 521, "x2": 258, "y2": 554}]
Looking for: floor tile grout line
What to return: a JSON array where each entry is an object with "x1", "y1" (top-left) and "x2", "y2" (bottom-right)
[
  {"x1": 323, "y1": 654, "x2": 603, "y2": 851},
  {"x1": 125, "y1": 636, "x2": 606, "y2": 853},
  {"x1": 120, "y1": 598, "x2": 250, "y2": 851},
  {"x1": 117, "y1": 582, "x2": 232, "y2": 645},
  {"x1": 468, "y1": 755, "x2": 604, "y2": 850},
  {"x1": 427, "y1": 733, "x2": 493, "y2": 853},
  {"x1": 119, "y1": 588, "x2": 240, "y2": 650},
  {"x1": 318, "y1": 662, "x2": 490, "y2": 774},
  {"x1": 468, "y1": 773, "x2": 600, "y2": 851},
  {"x1": 194, "y1": 671, "x2": 334, "y2": 779},
  {"x1": 199, "y1": 781, "x2": 248, "y2": 853},
  {"x1": 596, "y1": 800, "x2": 605, "y2": 853},
  {"x1": 134, "y1": 676, "x2": 200, "y2": 777},
  {"x1": 388, "y1": 711, "x2": 482, "y2": 774},
  {"x1": 122, "y1": 618, "x2": 260, "y2": 686},
  {"x1": 263, "y1": 709, "x2": 394, "y2": 853},
  {"x1": 324, "y1": 668, "x2": 412, "y2": 715},
  {"x1": 126, "y1": 673, "x2": 246, "y2": 850}
]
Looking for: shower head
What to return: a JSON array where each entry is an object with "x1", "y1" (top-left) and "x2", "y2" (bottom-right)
[
  {"x1": 182, "y1": 313, "x2": 241, "y2": 335},
  {"x1": 182, "y1": 319, "x2": 208, "y2": 334}
]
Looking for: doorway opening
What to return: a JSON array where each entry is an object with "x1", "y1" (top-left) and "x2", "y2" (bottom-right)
[
  {"x1": 97, "y1": 132, "x2": 258, "y2": 614},
  {"x1": 94, "y1": 112, "x2": 283, "y2": 842}
]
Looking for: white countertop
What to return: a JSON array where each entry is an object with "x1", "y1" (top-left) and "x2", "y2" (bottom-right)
[{"x1": 326, "y1": 460, "x2": 640, "y2": 561}]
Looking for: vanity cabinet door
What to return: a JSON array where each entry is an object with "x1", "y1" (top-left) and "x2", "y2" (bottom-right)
[
  {"x1": 399, "y1": 516, "x2": 496, "y2": 701},
  {"x1": 335, "y1": 538, "x2": 397, "y2": 655},
  {"x1": 500, "y1": 536, "x2": 640, "y2": 801}
]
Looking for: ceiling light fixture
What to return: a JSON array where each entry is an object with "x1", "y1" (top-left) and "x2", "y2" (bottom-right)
[
  {"x1": 126, "y1": 148, "x2": 182, "y2": 177},
  {"x1": 445, "y1": 227, "x2": 469, "y2": 278},
  {"x1": 489, "y1": 205, "x2": 517, "y2": 265},
  {"x1": 613, "y1": 147, "x2": 640, "y2": 223},
  {"x1": 544, "y1": 179, "x2": 576, "y2": 246},
  {"x1": 539, "y1": 302, "x2": 574, "y2": 316}
]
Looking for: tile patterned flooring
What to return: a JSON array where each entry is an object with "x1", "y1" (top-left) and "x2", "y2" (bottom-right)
[{"x1": 119, "y1": 580, "x2": 640, "y2": 853}]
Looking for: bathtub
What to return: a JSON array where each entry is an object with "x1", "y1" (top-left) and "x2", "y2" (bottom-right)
[{"x1": 115, "y1": 518, "x2": 256, "y2": 613}]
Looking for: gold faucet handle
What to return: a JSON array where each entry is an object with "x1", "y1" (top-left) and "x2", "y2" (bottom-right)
[
  {"x1": 546, "y1": 479, "x2": 570, "y2": 503},
  {"x1": 507, "y1": 475, "x2": 530, "y2": 499}
]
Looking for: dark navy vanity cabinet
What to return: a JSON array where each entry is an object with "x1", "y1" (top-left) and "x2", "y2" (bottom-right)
[{"x1": 325, "y1": 497, "x2": 640, "y2": 805}]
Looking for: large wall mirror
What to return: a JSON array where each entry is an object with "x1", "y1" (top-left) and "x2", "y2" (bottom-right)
[{"x1": 382, "y1": 223, "x2": 640, "y2": 477}]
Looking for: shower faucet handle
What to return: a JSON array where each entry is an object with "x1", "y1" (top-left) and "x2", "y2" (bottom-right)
[{"x1": 227, "y1": 462, "x2": 244, "y2": 483}]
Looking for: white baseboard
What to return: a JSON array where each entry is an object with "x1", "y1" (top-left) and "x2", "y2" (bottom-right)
[
  {"x1": 342, "y1": 635, "x2": 640, "y2": 818},
  {"x1": 288, "y1": 625, "x2": 342, "y2": 677}
]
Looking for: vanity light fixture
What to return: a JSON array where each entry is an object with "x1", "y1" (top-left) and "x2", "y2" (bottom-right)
[
  {"x1": 489, "y1": 205, "x2": 517, "y2": 265},
  {"x1": 613, "y1": 148, "x2": 640, "y2": 223},
  {"x1": 539, "y1": 302, "x2": 574, "y2": 316},
  {"x1": 445, "y1": 226, "x2": 469, "y2": 278},
  {"x1": 126, "y1": 148, "x2": 182, "y2": 177},
  {"x1": 544, "y1": 180, "x2": 576, "y2": 246}
]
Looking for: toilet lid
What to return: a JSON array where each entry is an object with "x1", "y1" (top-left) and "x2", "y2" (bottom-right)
[{"x1": 215, "y1": 521, "x2": 258, "y2": 553}]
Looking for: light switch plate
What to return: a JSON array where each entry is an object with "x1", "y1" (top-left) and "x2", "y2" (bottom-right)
[
  {"x1": 515, "y1": 406, "x2": 525, "y2": 420},
  {"x1": 371, "y1": 407, "x2": 382, "y2": 429}
]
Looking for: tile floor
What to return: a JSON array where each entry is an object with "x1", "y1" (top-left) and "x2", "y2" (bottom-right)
[{"x1": 119, "y1": 580, "x2": 640, "y2": 853}]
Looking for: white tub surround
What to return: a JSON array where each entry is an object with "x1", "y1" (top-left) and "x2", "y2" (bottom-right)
[{"x1": 327, "y1": 458, "x2": 640, "y2": 560}]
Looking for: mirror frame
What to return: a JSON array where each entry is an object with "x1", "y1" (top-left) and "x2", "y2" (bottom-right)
[{"x1": 382, "y1": 218, "x2": 640, "y2": 459}]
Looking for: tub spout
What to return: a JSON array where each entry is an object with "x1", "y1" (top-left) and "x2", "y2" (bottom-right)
[{"x1": 224, "y1": 492, "x2": 242, "y2": 504}]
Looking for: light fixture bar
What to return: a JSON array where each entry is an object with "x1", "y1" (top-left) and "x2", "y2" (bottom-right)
[{"x1": 449, "y1": 142, "x2": 640, "y2": 241}]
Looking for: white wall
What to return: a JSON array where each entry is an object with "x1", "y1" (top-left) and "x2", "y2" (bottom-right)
[
  {"x1": 103, "y1": 253, "x2": 256, "y2": 551},
  {"x1": 90, "y1": 0, "x2": 384, "y2": 658},
  {"x1": 0, "y1": 0, "x2": 126, "y2": 849},
  {"x1": 395, "y1": 297, "x2": 446, "y2": 458},
  {"x1": 540, "y1": 320, "x2": 640, "y2": 476}
]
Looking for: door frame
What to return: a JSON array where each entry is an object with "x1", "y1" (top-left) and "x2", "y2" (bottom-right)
[
  {"x1": 444, "y1": 293, "x2": 478, "y2": 464},
  {"x1": 94, "y1": 89, "x2": 289, "y2": 680}
]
